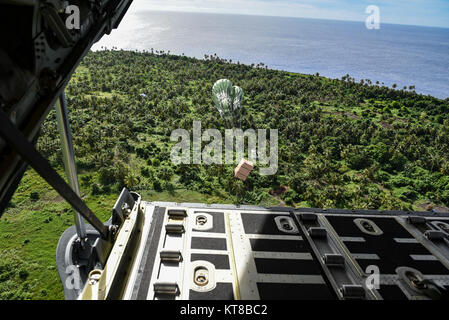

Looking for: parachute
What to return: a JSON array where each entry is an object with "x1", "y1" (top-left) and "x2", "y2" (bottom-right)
[{"x1": 212, "y1": 79, "x2": 243, "y2": 127}]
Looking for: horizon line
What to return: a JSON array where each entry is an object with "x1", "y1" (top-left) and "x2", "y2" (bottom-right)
[{"x1": 144, "y1": 8, "x2": 449, "y2": 30}]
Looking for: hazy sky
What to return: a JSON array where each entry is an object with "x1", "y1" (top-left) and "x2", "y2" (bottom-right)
[{"x1": 134, "y1": 0, "x2": 449, "y2": 28}]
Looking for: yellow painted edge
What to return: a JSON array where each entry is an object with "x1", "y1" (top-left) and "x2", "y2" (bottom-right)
[
  {"x1": 225, "y1": 212, "x2": 241, "y2": 300},
  {"x1": 79, "y1": 200, "x2": 140, "y2": 300}
]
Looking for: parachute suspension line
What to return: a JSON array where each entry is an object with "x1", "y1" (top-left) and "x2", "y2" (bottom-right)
[
  {"x1": 55, "y1": 92, "x2": 87, "y2": 241},
  {"x1": 0, "y1": 110, "x2": 109, "y2": 240}
]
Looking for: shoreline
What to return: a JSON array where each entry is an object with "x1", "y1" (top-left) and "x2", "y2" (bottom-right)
[{"x1": 91, "y1": 48, "x2": 448, "y2": 101}]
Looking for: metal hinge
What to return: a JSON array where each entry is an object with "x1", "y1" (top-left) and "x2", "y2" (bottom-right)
[
  {"x1": 408, "y1": 216, "x2": 427, "y2": 225},
  {"x1": 168, "y1": 209, "x2": 187, "y2": 219},
  {"x1": 308, "y1": 227, "x2": 327, "y2": 238},
  {"x1": 166, "y1": 223, "x2": 185, "y2": 234},
  {"x1": 424, "y1": 230, "x2": 447, "y2": 241},
  {"x1": 160, "y1": 250, "x2": 183, "y2": 263},
  {"x1": 323, "y1": 254, "x2": 345, "y2": 267},
  {"x1": 340, "y1": 285, "x2": 366, "y2": 299},
  {"x1": 154, "y1": 282, "x2": 180, "y2": 296}
]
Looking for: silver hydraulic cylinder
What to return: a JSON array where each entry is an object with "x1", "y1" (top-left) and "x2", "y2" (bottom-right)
[{"x1": 55, "y1": 91, "x2": 87, "y2": 240}]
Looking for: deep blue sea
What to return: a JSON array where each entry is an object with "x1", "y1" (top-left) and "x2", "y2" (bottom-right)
[{"x1": 93, "y1": 10, "x2": 449, "y2": 99}]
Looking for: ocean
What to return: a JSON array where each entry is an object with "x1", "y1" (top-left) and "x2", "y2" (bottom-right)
[{"x1": 93, "y1": 10, "x2": 449, "y2": 99}]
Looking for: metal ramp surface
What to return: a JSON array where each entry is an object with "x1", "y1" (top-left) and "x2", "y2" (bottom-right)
[{"x1": 108, "y1": 202, "x2": 449, "y2": 300}]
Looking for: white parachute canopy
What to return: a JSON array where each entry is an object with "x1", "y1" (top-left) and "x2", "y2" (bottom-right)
[{"x1": 212, "y1": 79, "x2": 243, "y2": 127}]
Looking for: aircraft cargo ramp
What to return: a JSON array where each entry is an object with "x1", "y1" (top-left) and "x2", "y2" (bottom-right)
[{"x1": 56, "y1": 190, "x2": 449, "y2": 300}]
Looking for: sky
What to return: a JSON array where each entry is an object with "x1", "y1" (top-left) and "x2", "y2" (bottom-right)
[{"x1": 134, "y1": 0, "x2": 449, "y2": 28}]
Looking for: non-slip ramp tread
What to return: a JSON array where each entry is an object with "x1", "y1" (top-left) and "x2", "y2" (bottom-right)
[
  {"x1": 254, "y1": 258, "x2": 322, "y2": 275},
  {"x1": 378, "y1": 285, "x2": 408, "y2": 300},
  {"x1": 189, "y1": 283, "x2": 234, "y2": 300},
  {"x1": 191, "y1": 237, "x2": 227, "y2": 251},
  {"x1": 190, "y1": 253, "x2": 230, "y2": 270},
  {"x1": 132, "y1": 206, "x2": 166, "y2": 300},
  {"x1": 241, "y1": 213, "x2": 292, "y2": 235},
  {"x1": 326, "y1": 216, "x2": 449, "y2": 275},
  {"x1": 257, "y1": 283, "x2": 334, "y2": 300},
  {"x1": 249, "y1": 238, "x2": 309, "y2": 253}
]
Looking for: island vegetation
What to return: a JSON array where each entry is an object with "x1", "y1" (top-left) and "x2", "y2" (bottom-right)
[{"x1": 1, "y1": 49, "x2": 449, "y2": 299}]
